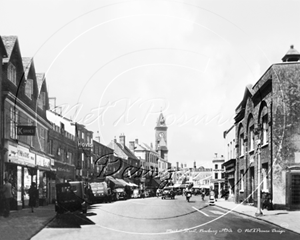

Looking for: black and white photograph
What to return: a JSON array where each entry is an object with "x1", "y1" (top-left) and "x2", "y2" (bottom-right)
[{"x1": 0, "y1": 0, "x2": 300, "y2": 239}]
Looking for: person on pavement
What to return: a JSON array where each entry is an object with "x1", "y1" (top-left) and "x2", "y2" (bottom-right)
[
  {"x1": 29, "y1": 182, "x2": 38, "y2": 213},
  {"x1": 2, "y1": 178, "x2": 13, "y2": 217}
]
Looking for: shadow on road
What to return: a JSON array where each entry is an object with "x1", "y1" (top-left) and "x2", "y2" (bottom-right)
[{"x1": 47, "y1": 212, "x2": 96, "y2": 228}]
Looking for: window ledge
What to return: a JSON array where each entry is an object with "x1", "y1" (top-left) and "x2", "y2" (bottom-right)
[
  {"x1": 239, "y1": 154, "x2": 244, "y2": 158},
  {"x1": 248, "y1": 149, "x2": 255, "y2": 154},
  {"x1": 261, "y1": 143, "x2": 269, "y2": 148}
]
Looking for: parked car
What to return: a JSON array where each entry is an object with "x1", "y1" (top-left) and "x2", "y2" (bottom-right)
[
  {"x1": 55, "y1": 181, "x2": 88, "y2": 214},
  {"x1": 132, "y1": 189, "x2": 141, "y2": 198},
  {"x1": 161, "y1": 186, "x2": 176, "y2": 200},
  {"x1": 112, "y1": 188, "x2": 127, "y2": 201}
]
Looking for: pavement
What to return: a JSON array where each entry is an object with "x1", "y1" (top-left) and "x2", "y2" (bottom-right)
[
  {"x1": 213, "y1": 198, "x2": 300, "y2": 235},
  {"x1": 0, "y1": 204, "x2": 56, "y2": 240}
]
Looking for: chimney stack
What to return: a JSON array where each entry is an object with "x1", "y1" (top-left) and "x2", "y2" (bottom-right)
[
  {"x1": 119, "y1": 133, "x2": 125, "y2": 146},
  {"x1": 129, "y1": 141, "x2": 135, "y2": 152}
]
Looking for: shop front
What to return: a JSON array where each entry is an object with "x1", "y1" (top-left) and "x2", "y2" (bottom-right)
[
  {"x1": 5, "y1": 143, "x2": 36, "y2": 210},
  {"x1": 54, "y1": 161, "x2": 75, "y2": 183},
  {"x1": 36, "y1": 154, "x2": 53, "y2": 206}
]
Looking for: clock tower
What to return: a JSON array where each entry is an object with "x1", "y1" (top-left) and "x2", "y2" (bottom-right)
[{"x1": 155, "y1": 112, "x2": 168, "y2": 160}]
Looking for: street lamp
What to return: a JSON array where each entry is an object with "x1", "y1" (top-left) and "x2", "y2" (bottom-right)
[{"x1": 255, "y1": 124, "x2": 263, "y2": 217}]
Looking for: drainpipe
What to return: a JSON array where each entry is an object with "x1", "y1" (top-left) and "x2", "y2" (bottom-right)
[{"x1": 270, "y1": 100, "x2": 273, "y2": 209}]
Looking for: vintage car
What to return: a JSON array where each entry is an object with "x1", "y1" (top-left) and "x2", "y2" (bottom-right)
[
  {"x1": 55, "y1": 181, "x2": 88, "y2": 214},
  {"x1": 112, "y1": 188, "x2": 127, "y2": 201},
  {"x1": 161, "y1": 186, "x2": 176, "y2": 200},
  {"x1": 132, "y1": 189, "x2": 141, "y2": 198}
]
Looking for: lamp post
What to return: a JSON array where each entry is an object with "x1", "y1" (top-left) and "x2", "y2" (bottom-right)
[{"x1": 255, "y1": 125, "x2": 263, "y2": 217}]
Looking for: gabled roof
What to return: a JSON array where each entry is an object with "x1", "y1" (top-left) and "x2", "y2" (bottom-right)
[
  {"x1": 139, "y1": 142, "x2": 158, "y2": 154},
  {"x1": 36, "y1": 73, "x2": 45, "y2": 92},
  {"x1": 0, "y1": 36, "x2": 8, "y2": 58},
  {"x1": 107, "y1": 141, "x2": 139, "y2": 160},
  {"x1": 2, "y1": 36, "x2": 18, "y2": 62},
  {"x1": 134, "y1": 143, "x2": 148, "y2": 151},
  {"x1": 235, "y1": 84, "x2": 254, "y2": 113},
  {"x1": 22, "y1": 57, "x2": 32, "y2": 79}
]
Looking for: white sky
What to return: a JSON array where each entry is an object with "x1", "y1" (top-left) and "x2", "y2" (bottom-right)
[{"x1": 1, "y1": 0, "x2": 299, "y2": 168}]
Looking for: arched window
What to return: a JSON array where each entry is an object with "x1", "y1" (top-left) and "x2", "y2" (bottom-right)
[
  {"x1": 259, "y1": 104, "x2": 269, "y2": 145},
  {"x1": 238, "y1": 124, "x2": 244, "y2": 156},
  {"x1": 247, "y1": 116, "x2": 254, "y2": 152}
]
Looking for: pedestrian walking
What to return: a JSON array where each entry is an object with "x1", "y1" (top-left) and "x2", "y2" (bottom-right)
[
  {"x1": 201, "y1": 189, "x2": 205, "y2": 201},
  {"x1": 2, "y1": 178, "x2": 13, "y2": 217},
  {"x1": 29, "y1": 182, "x2": 38, "y2": 213}
]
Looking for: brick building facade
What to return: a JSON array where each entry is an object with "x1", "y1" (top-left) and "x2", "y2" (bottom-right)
[{"x1": 235, "y1": 46, "x2": 300, "y2": 209}]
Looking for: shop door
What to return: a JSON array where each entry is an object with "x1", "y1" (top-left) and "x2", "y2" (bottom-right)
[{"x1": 290, "y1": 173, "x2": 300, "y2": 209}]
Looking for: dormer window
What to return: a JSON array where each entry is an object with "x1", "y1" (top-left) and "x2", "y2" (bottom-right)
[
  {"x1": 7, "y1": 63, "x2": 16, "y2": 85},
  {"x1": 25, "y1": 79, "x2": 33, "y2": 99}
]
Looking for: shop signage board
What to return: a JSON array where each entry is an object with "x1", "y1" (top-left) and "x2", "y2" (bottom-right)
[
  {"x1": 17, "y1": 125, "x2": 36, "y2": 136},
  {"x1": 7, "y1": 144, "x2": 35, "y2": 167},
  {"x1": 36, "y1": 155, "x2": 51, "y2": 168},
  {"x1": 78, "y1": 142, "x2": 93, "y2": 148}
]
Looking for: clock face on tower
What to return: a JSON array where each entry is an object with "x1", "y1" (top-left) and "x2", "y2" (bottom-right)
[{"x1": 159, "y1": 132, "x2": 164, "y2": 138}]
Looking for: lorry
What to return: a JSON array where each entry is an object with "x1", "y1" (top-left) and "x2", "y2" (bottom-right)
[{"x1": 90, "y1": 182, "x2": 112, "y2": 203}]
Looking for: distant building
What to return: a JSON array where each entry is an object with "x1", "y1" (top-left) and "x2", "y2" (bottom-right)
[
  {"x1": 211, "y1": 154, "x2": 225, "y2": 196},
  {"x1": 223, "y1": 125, "x2": 236, "y2": 200}
]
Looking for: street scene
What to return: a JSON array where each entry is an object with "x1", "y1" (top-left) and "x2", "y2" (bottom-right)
[{"x1": 1, "y1": 0, "x2": 300, "y2": 239}]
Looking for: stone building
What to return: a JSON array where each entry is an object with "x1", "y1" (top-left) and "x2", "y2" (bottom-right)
[{"x1": 235, "y1": 45, "x2": 300, "y2": 209}]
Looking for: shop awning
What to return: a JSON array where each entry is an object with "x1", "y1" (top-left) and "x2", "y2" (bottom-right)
[
  {"x1": 128, "y1": 182, "x2": 138, "y2": 187},
  {"x1": 106, "y1": 176, "x2": 125, "y2": 188},
  {"x1": 115, "y1": 178, "x2": 130, "y2": 187}
]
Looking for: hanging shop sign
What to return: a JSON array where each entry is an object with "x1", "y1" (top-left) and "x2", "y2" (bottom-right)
[{"x1": 17, "y1": 125, "x2": 36, "y2": 136}]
